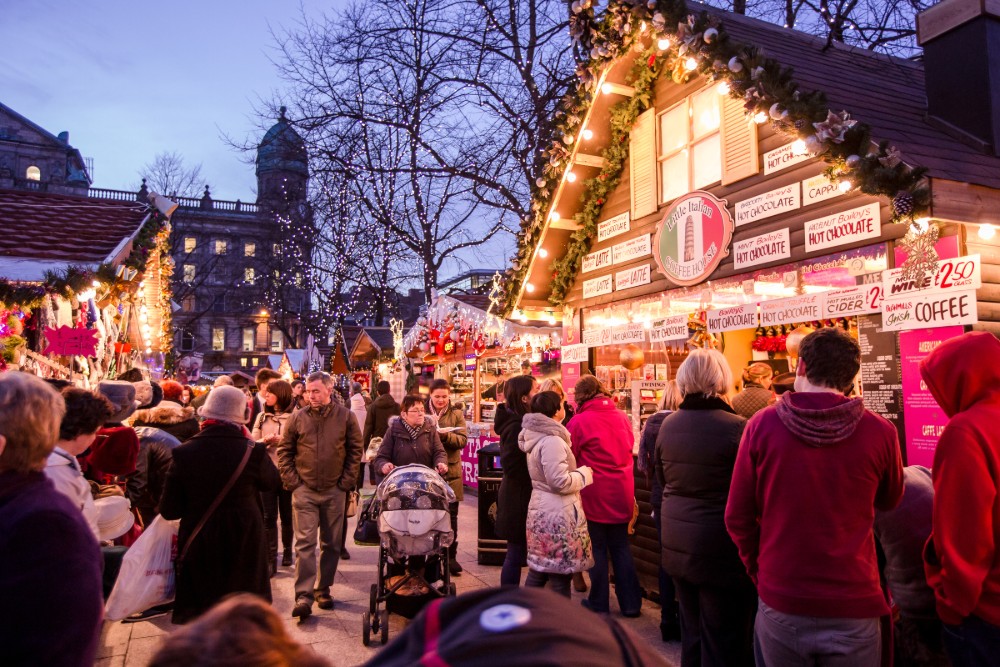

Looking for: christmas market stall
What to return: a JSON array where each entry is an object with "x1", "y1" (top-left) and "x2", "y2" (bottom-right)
[
  {"x1": 501, "y1": 0, "x2": 1000, "y2": 597},
  {"x1": 403, "y1": 290, "x2": 560, "y2": 489},
  {"x1": 0, "y1": 188, "x2": 175, "y2": 383}
]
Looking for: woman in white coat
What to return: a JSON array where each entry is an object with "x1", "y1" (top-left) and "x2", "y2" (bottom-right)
[{"x1": 519, "y1": 390, "x2": 594, "y2": 597}]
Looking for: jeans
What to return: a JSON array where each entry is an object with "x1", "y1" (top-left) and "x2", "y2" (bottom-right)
[
  {"x1": 262, "y1": 488, "x2": 293, "y2": 562},
  {"x1": 501, "y1": 541, "x2": 527, "y2": 586},
  {"x1": 754, "y1": 599, "x2": 880, "y2": 667},
  {"x1": 291, "y1": 485, "x2": 347, "y2": 602},
  {"x1": 673, "y1": 577, "x2": 756, "y2": 667},
  {"x1": 525, "y1": 569, "x2": 572, "y2": 598},
  {"x1": 942, "y1": 615, "x2": 1000, "y2": 667},
  {"x1": 654, "y1": 511, "x2": 679, "y2": 632},
  {"x1": 586, "y1": 521, "x2": 641, "y2": 614}
]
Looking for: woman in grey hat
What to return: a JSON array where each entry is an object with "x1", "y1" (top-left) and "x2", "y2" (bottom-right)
[{"x1": 160, "y1": 386, "x2": 281, "y2": 624}]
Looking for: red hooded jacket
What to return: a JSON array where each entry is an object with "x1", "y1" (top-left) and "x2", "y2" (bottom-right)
[
  {"x1": 725, "y1": 392, "x2": 904, "y2": 618},
  {"x1": 920, "y1": 331, "x2": 1000, "y2": 627},
  {"x1": 567, "y1": 397, "x2": 635, "y2": 524}
]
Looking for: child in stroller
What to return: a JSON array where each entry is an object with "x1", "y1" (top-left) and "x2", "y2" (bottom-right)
[{"x1": 363, "y1": 464, "x2": 457, "y2": 645}]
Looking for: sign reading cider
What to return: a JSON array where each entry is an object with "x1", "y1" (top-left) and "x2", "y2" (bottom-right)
[{"x1": 653, "y1": 191, "x2": 734, "y2": 287}]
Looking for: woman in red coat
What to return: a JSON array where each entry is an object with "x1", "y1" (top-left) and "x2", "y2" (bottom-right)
[{"x1": 567, "y1": 375, "x2": 641, "y2": 617}]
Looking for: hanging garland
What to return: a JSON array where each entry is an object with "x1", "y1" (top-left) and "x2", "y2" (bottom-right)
[
  {"x1": 0, "y1": 208, "x2": 170, "y2": 311},
  {"x1": 501, "y1": 0, "x2": 932, "y2": 314}
]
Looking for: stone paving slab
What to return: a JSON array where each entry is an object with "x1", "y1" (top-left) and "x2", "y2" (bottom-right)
[{"x1": 100, "y1": 494, "x2": 680, "y2": 666}]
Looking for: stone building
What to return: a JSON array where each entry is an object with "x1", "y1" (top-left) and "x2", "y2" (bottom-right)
[{"x1": 0, "y1": 101, "x2": 91, "y2": 194}]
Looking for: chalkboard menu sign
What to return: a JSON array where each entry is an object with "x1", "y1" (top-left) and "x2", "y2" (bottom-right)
[{"x1": 856, "y1": 314, "x2": 905, "y2": 448}]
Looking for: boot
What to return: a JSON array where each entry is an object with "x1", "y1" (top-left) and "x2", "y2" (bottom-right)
[{"x1": 282, "y1": 548, "x2": 293, "y2": 567}]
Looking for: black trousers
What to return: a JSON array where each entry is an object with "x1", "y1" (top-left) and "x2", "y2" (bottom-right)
[
  {"x1": 673, "y1": 577, "x2": 756, "y2": 667},
  {"x1": 262, "y1": 487, "x2": 293, "y2": 562}
]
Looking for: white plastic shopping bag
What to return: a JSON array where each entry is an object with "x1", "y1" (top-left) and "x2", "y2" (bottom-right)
[{"x1": 104, "y1": 515, "x2": 179, "y2": 621}]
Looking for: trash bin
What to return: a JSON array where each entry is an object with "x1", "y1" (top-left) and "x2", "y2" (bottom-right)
[{"x1": 477, "y1": 442, "x2": 506, "y2": 565}]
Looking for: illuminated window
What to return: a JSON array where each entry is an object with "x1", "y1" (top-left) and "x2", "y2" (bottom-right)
[
  {"x1": 270, "y1": 328, "x2": 283, "y2": 352},
  {"x1": 241, "y1": 357, "x2": 249, "y2": 367},
  {"x1": 242, "y1": 327, "x2": 254, "y2": 352},
  {"x1": 184, "y1": 237, "x2": 196, "y2": 253},
  {"x1": 26, "y1": 165, "x2": 40, "y2": 181},
  {"x1": 183, "y1": 264, "x2": 196, "y2": 284},
  {"x1": 273, "y1": 243, "x2": 281, "y2": 255},
  {"x1": 244, "y1": 242, "x2": 256, "y2": 257},
  {"x1": 657, "y1": 86, "x2": 722, "y2": 204},
  {"x1": 245, "y1": 267, "x2": 256, "y2": 284},
  {"x1": 181, "y1": 295, "x2": 195, "y2": 312},
  {"x1": 214, "y1": 239, "x2": 228, "y2": 255},
  {"x1": 294, "y1": 272, "x2": 303, "y2": 288},
  {"x1": 251, "y1": 357, "x2": 259, "y2": 366},
  {"x1": 211, "y1": 326, "x2": 225, "y2": 351}
]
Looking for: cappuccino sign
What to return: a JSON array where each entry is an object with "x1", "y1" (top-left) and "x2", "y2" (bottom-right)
[
  {"x1": 802, "y1": 173, "x2": 844, "y2": 207},
  {"x1": 653, "y1": 191, "x2": 733, "y2": 287}
]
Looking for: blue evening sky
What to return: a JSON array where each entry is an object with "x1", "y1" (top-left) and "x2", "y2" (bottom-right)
[{"x1": 0, "y1": 1, "x2": 337, "y2": 201}]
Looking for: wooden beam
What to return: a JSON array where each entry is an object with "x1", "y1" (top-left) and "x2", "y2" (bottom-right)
[{"x1": 931, "y1": 179, "x2": 1000, "y2": 226}]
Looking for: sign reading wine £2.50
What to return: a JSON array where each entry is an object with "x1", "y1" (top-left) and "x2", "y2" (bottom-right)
[{"x1": 653, "y1": 191, "x2": 734, "y2": 287}]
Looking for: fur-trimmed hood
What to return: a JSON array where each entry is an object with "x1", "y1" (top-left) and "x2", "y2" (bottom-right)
[{"x1": 132, "y1": 400, "x2": 196, "y2": 426}]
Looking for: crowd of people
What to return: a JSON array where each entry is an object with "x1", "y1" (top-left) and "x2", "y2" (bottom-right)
[{"x1": 1, "y1": 327, "x2": 999, "y2": 667}]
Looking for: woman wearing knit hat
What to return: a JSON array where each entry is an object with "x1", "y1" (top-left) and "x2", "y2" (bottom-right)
[{"x1": 159, "y1": 385, "x2": 281, "y2": 624}]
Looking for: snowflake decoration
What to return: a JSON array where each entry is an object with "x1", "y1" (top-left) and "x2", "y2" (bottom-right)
[{"x1": 898, "y1": 224, "x2": 940, "y2": 282}]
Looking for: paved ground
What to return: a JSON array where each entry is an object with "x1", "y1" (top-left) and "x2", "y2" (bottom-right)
[{"x1": 96, "y1": 493, "x2": 680, "y2": 666}]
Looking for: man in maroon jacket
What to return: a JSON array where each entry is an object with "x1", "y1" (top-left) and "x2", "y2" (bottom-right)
[{"x1": 725, "y1": 327, "x2": 904, "y2": 666}]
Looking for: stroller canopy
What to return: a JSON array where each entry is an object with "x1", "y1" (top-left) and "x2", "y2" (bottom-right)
[{"x1": 377, "y1": 464, "x2": 456, "y2": 558}]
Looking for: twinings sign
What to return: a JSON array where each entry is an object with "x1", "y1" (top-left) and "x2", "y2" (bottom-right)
[
  {"x1": 802, "y1": 174, "x2": 844, "y2": 207},
  {"x1": 597, "y1": 212, "x2": 630, "y2": 242},
  {"x1": 653, "y1": 191, "x2": 733, "y2": 287},
  {"x1": 760, "y1": 294, "x2": 824, "y2": 327},
  {"x1": 804, "y1": 203, "x2": 881, "y2": 253},
  {"x1": 734, "y1": 228, "x2": 791, "y2": 270},
  {"x1": 734, "y1": 184, "x2": 800, "y2": 227},
  {"x1": 611, "y1": 322, "x2": 646, "y2": 344},
  {"x1": 706, "y1": 303, "x2": 759, "y2": 333},
  {"x1": 612, "y1": 234, "x2": 652, "y2": 265},
  {"x1": 615, "y1": 264, "x2": 651, "y2": 291},
  {"x1": 821, "y1": 284, "x2": 884, "y2": 318},
  {"x1": 882, "y1": 254, "x2": 982, "y2": 297},
  {"x1": 649, "y1": 315, "x2": 689, "y2": 342},
  {"x1": 881, "y1": 290, "x2": 978, "y2": 332},
  {"x1": 763, "y1": 143, "x2": 810, "y2": 175},
  {"x1": 582, "y1": 274, "x2": 613, "y2": 299},
  {"x1": 582, "y1": 247, "x2": 613, "y2": 274},
  {"x1": 562, "y1": 344, "x2": 590, "y2": 363}
]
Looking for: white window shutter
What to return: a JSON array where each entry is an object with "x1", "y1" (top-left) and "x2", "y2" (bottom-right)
[
  {"x1": 720, "y1": 95, "x2": 759, "y2": 186},
  {"x1": 630, "y1": 108, "x2": 658, "y2": 219}
]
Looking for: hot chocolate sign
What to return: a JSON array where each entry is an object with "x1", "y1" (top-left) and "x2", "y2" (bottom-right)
[{"x1": 654, "y1": 191, "x2": 733, "y2": 287}]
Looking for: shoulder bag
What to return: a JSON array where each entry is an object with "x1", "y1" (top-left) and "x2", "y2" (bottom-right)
[{"x1": 175, "y1": 441, "x2": 254, "y2": 575}]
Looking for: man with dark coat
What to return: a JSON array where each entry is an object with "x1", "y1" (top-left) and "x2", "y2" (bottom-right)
[
  {"x1": 363, "y1": 380, "x2": 400, "y2": 484},
  {"x1": 277, "y1": 371, "x2": 363, "y2": 620}
]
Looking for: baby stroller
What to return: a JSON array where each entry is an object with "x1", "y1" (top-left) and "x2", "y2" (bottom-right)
[{"x1": 363, "y1": 464, "x2": 457, "y2": 646}]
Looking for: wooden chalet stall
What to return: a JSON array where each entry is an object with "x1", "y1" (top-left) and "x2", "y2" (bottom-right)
[{"x1": 505, "y1": 0, "x2": 1000, "y2": 598}]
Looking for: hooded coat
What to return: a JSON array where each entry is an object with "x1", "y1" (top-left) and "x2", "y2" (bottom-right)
[
  {"x1": 132, "y1": 401, "x2": 200, "y2": 443},
  {"x1": 519, "y1": 413, "x2": 594, "y2": 574},
  {"x1": 363, "y1": 393, "x2": 401, "y2": 448},
  {"x1": 567, "y1": 396, "x2": 635, "y2": 524},
  {"x1": 920, "y1": 331, "x2": 1000, "y2": 627},
  {"x1": 725, "y1": 392, "x2": 904, "y2": 618}
]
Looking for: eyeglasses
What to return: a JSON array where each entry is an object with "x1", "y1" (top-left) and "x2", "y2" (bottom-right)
[{"x1": 406, "y1": 408, "x2": 426, "y2": 415}]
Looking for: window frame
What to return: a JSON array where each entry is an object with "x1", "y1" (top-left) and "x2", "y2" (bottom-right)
[
  {"x1": 244, "y1": 242, "x2": 256, "y2": 257},
  {"x1": 242, "y1": 327, "x2": 255, "y2": 352},
  {"x1": 656, "y1": 85, "x2": 723, "y2": 205},
  {"x1": 214, "y1": 239, "x2": 229, "y2": 256},
  {"x1": 183, "y1": 237, "x2": 197, "y2": 253},
  {"x1": 182, "y1": 264, "x2": 196, "y2": 284},
  {"x1": 211, "y1": 326, "x2": 226, "y2": 352},
  {"x1": 245, "y1": 267, "x2": 256, "y2": 284}
]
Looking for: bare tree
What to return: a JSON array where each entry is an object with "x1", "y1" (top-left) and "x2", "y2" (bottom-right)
[{"x1": 135, "y1": 151, "x2": 204, "y2": 198}]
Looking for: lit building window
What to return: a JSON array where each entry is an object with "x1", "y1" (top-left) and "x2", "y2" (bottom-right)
[
  {"x1": 184, "y1": 237, "x2": 197, "y2": 253},
  {"x1": 245, "y1": 267, "x2": 256, "y2": 284},
  {"x1": 181, "y1": 295, "x2": 195, "y2": 312},
  {"x1": 26, "y1": 165, "x2": 40, "y2": 181},
  {"x1": 183, "y1": 264, "x2": 196, "y2": 284},
  {"x1": 273, "y1": 243, "x2": 281, "y2": 255},
  {"x1": 270, "y1": 328, "x2": 283, "y2": 352},
  {"x1": 214, "y1": 239, "x2": 228, "y2": 255},
  {"x1": 241, "y1": 357, "x2": 249, "y2": 367},
  {"x1": 244, "y1": 242, "x2": 256, "y2": 257},
  {"x1": 242, "y1": 327, "x2": 254, "y2": 352},
  {"x1": 211, "y1": 327, "x2": 225, "y2": 351},
  {"x1": 657, "y1": 86, "x2": 722, "y2": 204}
]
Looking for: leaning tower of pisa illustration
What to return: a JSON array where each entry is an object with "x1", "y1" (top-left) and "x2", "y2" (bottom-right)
[{"x1": 683, "y1": 215, "x2": 696, "y2": 263}]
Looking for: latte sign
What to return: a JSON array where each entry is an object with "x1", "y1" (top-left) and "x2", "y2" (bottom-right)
[{"x1": 653, "y1": 191, "x2": 734, "y2": 287}]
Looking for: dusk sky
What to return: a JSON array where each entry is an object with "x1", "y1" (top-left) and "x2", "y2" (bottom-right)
[{"x1": 1, "y1": 1, "x2": 338, "y2": 201}]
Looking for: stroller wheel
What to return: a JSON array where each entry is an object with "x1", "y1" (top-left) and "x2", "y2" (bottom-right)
[
  {"x1": 380, "y1": 609, "x2": 390, "y2": 645},
  {"x1": 369, "y1": 583, "x2": 378, "y2": 614},
  {"x1": 362, "y1": 612, "x2": 371, "y2": 646},
  {"x1": 449, "y1": 582, "x2": 457, "y2": 597}
]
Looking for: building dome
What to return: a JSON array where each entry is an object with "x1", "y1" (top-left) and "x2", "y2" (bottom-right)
[{"x1": 256, "y1": 106, "x2": 308, "y2": 177}]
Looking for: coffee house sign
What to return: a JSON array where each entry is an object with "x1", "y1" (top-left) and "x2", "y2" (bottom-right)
[{"x1": 653, "y1": 191, "x2": 734, "y2": 287}]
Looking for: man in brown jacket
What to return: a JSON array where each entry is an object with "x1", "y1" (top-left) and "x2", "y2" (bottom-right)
[{"x1": 277, "y1": 372, "x2": 363, "y2": 620}]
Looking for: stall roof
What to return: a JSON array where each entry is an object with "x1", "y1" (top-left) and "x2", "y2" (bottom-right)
[{"x1": 0, "y1": 188, "x2": 150, "y2": 281}]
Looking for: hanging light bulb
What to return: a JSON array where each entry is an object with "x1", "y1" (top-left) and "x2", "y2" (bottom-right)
[
  {"x1": 717, "y1": 81, "x2": 730, "y2": 95},
  {"x1": 980, "y1": 223, "x2": 997, "y2": 240},
  {"x1": 525, "y1": 283, "x2": 536, "y2": 293},
  {"x1": 581, "y1": 129, "x2": 594, "y2": 141},
  {"x1": 791, "y1": 139, "x2": 808, "y2": 155},
  {"x1": 754, "y1": 112, "x2": 769, "y2": 124},
  {"x1": 657, "y1": 37, "x2": 671, "y2": 50},
  {"x1": 566, "y1": 170, "x2": 577, "y2": 183},
  {"x1": 914, "y1": 217, "x2": 931, "y2": 232},
  {"x1": 684, "y1": 57, "x2": 698, "y2": 71},
  {"x1": 549, "y1": 211, "x2": 561, "y2": 222},
  {"x1": 838, "y1": 180, "x2": 853, "y2": 192},
  {"x1": 538, "y1": 248, "x2": 549, "y2": 258}
]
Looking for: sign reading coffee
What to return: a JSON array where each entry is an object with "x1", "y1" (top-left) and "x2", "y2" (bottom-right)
[{"x1": 653, "y1": 191, "x2": 734, "y2": 287}]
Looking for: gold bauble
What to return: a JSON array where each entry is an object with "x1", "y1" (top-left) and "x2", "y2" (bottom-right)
[
  {"x1": 619, "y1": 343, "x2": 645, "y2": 370},
  {"x1": 785, "y1": 325, "x2": 816, "y2": 359}
]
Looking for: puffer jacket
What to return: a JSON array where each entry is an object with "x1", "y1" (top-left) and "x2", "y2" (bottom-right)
[
  {"x1": 519, "y1": 413, "x2": 593, "y2": 574},
  {"x1": 252, "y1": 410, "x2": 292, "y2": 468},
  {"x1": 373, "y1": 416, "x2": 447, "y2": 472},
  {"x1": 430, "y1": 401, "x2": 468, "y2": 500},
  {"x1": 276, "y1": 402, "x2": 363, "y2": 492},
  {"x1": 132, "y1": 400, "x2": 200, "y2": 442}
]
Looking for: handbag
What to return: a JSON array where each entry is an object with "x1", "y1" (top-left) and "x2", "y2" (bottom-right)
[
  {"x1": 175, "y1": 441, "x2": 254, "y2": 575},
  {"x1": 353, "y1": 495, "x2": 380, "y2": 546},
  {"x1": 366, "y1": 436, "x2": 383, "y2": 461},
  {"x1": 346, "y1": 489, "x2": 360, "y2": 518}
]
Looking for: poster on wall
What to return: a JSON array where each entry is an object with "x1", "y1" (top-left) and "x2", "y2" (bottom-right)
[
  {"x1": 899, "y1": 326, "x2": 964, "y2": 468},
  {"x1": 653, "y1": 191, "x2": 734, "y2": 286}
]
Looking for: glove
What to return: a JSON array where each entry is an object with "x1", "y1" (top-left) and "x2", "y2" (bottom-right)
[{"x1": 576, "y1": 465, "x2": 594, "y2": 487}]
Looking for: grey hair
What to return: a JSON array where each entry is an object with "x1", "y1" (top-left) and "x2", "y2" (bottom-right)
[
  {"x1": 306, "y1": 371, "x2": 334, "y2": 388},
  {"x1": 675, "y1": 349, "x2": 732, "y2": 399},
  {"x1": 658, "y1": 380, "x2": 683, "y2": 411},
  {"x1": 539, "y1": 378, "x2": 564, "y2": 398},
  {"x1": 351, "y1": 382, "x2": 363, "y2": 394}
]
